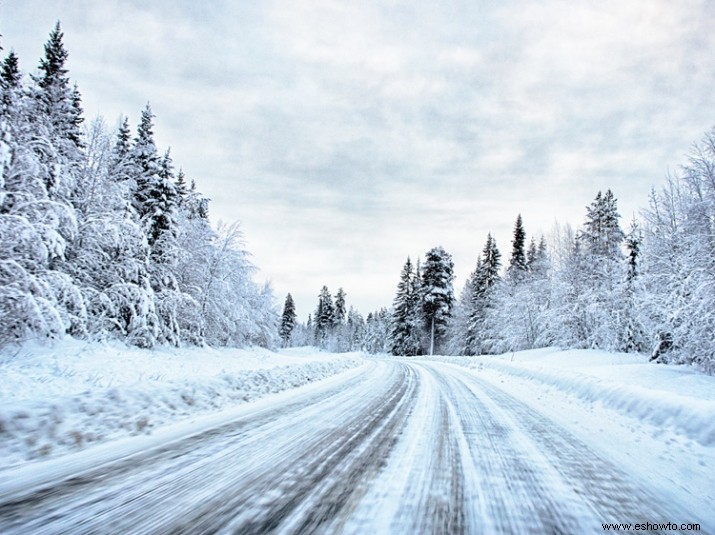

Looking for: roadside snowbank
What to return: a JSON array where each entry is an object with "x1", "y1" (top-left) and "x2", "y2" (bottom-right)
[
  {"x1": 0, "y1": 340, "x2": 363, "y2": 468},
  {"x1": 421, "y1": 348, "x2": 715, "y2": 447}
]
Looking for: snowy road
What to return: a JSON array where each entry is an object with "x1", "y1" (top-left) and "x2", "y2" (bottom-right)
[{"x1": 0, "y1": 359, "x2": 703, "y2": 534}]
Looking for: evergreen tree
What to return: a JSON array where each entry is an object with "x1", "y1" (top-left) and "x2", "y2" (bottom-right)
[
  {"x1": 346, "y1": 307, "x2": 365, "y2": 351},
  {"x1": 334, "y1": 288, "x2": 347, "y2": 325},
  {"x1": 34, "y1": 22, "x2": 84, "y2": 153},
  {"x1": 622, "y1": 219, "x2": 646, "y2": 352},
  {"x1": 108, "y1": 116, "x2": 132, "y2": 180},
  {"x1": 421, "y1": 246, "x2": 455, "y2": 355},
  {"x1": 279, "y1": 293, "x2": 297, "y2": 347},
  {"x1": 578, "y1": 189, "x2": 625, "y2": 259},
  {"x1": 1, "y1": 51, "x2": 21, "y2": 110},
  {"x1": 314, "y1": 286, "x2": 334, "y2": 348},
  {"x1": 389, "y1": 257, "x2": 422, "y2": 356},
  {"x1": 131, "y1": 104, "x2": 178, "y2": 245},
  {"x1": 625, "y1": 219, "x2": 641, "y2": 282},
  {"x1": 507, "y1": 214, "x2": 527, "y2": 281},
  {"x1": 465, "y1": 234, "x2": 501, "y2": 355}
]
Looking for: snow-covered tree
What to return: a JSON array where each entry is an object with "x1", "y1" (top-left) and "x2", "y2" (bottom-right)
[
  {"x1": 279, "y1": 293, "x2": 297, "y2": 347},
  {"x1": 420, "y1": 246, "x2": 455, "y2": 355},
  {"x1": 0, "y1": 27, "x2": 278, "y2": 351},
  {"x1": 507, "y1": 214, "x2": 527, "y2": 281},
  {"x1": 362, "y1": 308, "x2": 391, "y2": 354},
  {"x1": 640, "y1": 128, "x2": 715, "y2": 372},
  {"x1": 314, "y1": 286, "x2": 335, "y2": 349},
  {"x1": 389, "y1": 257, "x2": 423, "y2": 356},
  {"x1": 464, "y1": 234, "x2": 500, "y2": 355}
]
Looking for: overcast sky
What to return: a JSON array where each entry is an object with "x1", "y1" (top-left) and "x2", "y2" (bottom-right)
[{"x1": 3, "y1": 1, "x2": 715, "y2": 319}]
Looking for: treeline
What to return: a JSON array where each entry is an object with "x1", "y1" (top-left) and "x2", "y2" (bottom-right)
[
  {"x1": 281, "y1": 126, "x2": 715, "y2": 374},
  {"x1": 0, "y1": 24, "x2": 277, "y2": 349},
  {"x1": 279, "y1": 288, "x2": 391, "y2": 353}
]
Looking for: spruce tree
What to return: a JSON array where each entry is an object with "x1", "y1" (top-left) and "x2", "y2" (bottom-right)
[
  {"x1": 34, "y1": 22, "x2": 84, "y2": 151},
  {"x1": 421, "y1": 246, "x2": 455, "y2": 355},
  {"x1": 578, "y1": 189, "x2": 625, "y2": 259},
  {"x1": 507, "y1": 214, "x2": 527, "y2": 281},
  {"x1": 279, "y1": 293, "x2": 297, "y2": 347},
  {"x1": 314, "y1": 286, "x2": 335, "y2": 348},
  {"x1": 130, "y1": 105, "x2": 178, "y2": 247},
  {"x1": 389, "y1": 257, "x2": 422, "y2": 356},
  {"x1": 334, "y1": 288, "x2": 346, "y2": 325},
  {"x1": 465, "y1": 234, "x2": 501, "y2": 355}
]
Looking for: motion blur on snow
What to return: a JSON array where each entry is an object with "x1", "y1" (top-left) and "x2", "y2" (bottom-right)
[{"x1": 0, "y1": 344, "x2": 713, "y2": 533}]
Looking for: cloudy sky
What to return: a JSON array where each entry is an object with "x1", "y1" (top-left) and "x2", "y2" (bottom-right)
[{"x1": 3, "y1": 0, "x2": 714, "y2": 319}]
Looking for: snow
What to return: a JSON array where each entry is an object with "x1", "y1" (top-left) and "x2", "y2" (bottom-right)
[
  {"x1": 0, "y1": 339, "x2": 363, "y2": 468},
  {"x1": 418, "y1": 348, "x2": 715, "y2": 523},
  {"x1": 421, "y1": 348, "x2": 715, "y2": 447},
  {"x1": 0, "y1": 345, "x2": 713, "y2": 532}
]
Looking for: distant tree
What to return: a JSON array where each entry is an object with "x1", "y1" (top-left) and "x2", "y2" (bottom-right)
[
  {"x1": 625, "y1": 219, "x2": 641, "y2": 282},
  {"x1": 622, "y1": 219, "x2": 647, "y2": 352},
  {"x1": 507, "y1": 214, "x2": 528, "y2": 281},
  {"x1": 363, "y1": 308, "x2": 391, "y2": 354},
  {"x1": 421, "y1": 246, "x2": 455, "y2": 355},
  {"x1": 465, "y1": 234, "x2": 500, "y2": 355},
  {"x1": 346, "y1": 307, "x2": 365, "y2": 351},
  {"x1": 578, "y1": 189, "x2": 625, "y2": 259},
  {"x1": 279, "y1": 293, "x2": 297, "y2": 347},
  {"x1": 334, "y1": 288, "x2": 346, "y2": 325},
  {"x1": 389, "y1": 257, "x2": 422, "y2": 356},
  {"x1": 314, "y1": 286, "x2": 335, "y2": 348}
]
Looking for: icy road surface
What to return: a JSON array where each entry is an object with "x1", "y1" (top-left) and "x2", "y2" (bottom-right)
[{"x1": 0, "y1": 359, "x2": 706, "y2": 534}]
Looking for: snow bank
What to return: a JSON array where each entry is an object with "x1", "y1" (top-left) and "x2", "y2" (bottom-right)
[
  {"x1": 0, "y1": 340, "x2": 363, "y2": 468},
  {"x1": 423, "y1": 348, "x2": 715, "y2": 447}
]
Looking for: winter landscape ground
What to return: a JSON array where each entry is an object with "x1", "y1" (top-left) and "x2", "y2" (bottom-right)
[{"x1": 0, "y1": 343, "x2": 712, "y2": 533}]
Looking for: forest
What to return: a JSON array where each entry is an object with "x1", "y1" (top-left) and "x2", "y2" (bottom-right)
[
  {"x1": 3, "y1": 25, "x2": 715, "y2": 375},
  {"x1": 0, "y1": 24, "x2": 278, "y2": 350},
  {"x1": 282, "y1": 146, "x2": 715, "y2": 376}
]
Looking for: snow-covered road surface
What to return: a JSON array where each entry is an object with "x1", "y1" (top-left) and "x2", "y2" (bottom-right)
[{"x1": 0, "y1": 359, "x2": 707, "y2": 534}]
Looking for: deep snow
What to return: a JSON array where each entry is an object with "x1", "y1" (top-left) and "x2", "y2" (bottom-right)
[{"x1": 0, "y1": 340, "x2": 363, "y2": 468}]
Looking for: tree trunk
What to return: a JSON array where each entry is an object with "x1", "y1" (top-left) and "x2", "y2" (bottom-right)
[{"x1": 429, "y1": 317, "x2": 435, "y2": 356}]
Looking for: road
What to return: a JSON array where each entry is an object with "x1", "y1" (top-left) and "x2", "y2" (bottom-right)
[{"x1": 0, "y1": 359, "x2": 702, "y2": 534}]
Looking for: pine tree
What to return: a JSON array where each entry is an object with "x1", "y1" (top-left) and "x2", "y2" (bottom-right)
[
  {"x1": 625, "y1": 219, "x2": 641, "y2": 282},
  {"x1": 314, "y1": 286, "x2": 335, "y2": 348},
  {"x1": 622, "y1": 219, "x2": 646, "y2": 352},
  {"x1": 465, "y1": 234, "x2": 501, "y2": 355},
  {"x1": 421, "y1": 246, "x2": 455, "y2": 355},
  {"x1": 279, "y1": 293, "x2": 297, "y2": 347},
  {"x1": 34, "y1": 22, "x2": 84, "y2": 152},
  {"x1": 578, "y1": 189, "x2": 625, "y2": 259},
  {"x1": 334, "y1": 288, "x2": 346, "y2": 325},
  {"x1": 507, "y1": 214, "x2": 527, "y2": 281},
  {"x1": 130, "y1": 105, "x2": 178, "y2": 247},
  {"x1": 1, "y1": 51, "x2": 21, "y2": 110},
  {"x1": 389, "y1": 257, "x2": 422, "y2": 355},
  {"x1": 108, "y1": 116, "x2": 132, "y2": 180}
]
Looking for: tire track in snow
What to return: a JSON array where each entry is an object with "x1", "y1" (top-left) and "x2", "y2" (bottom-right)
[
  {"x1": 0, "y1": 359, "x2": 703, "y2": 534},
  {"x1": 0, "y1": 361, "x2": 416, "y2": 534},
  {"x1": 419, "y1": 361, "x2": 700, "y2": 534}
]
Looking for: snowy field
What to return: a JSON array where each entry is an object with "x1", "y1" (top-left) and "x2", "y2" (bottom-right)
[{"x1": 0, "y1": 341, "x2": 363, "y2": 468}]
